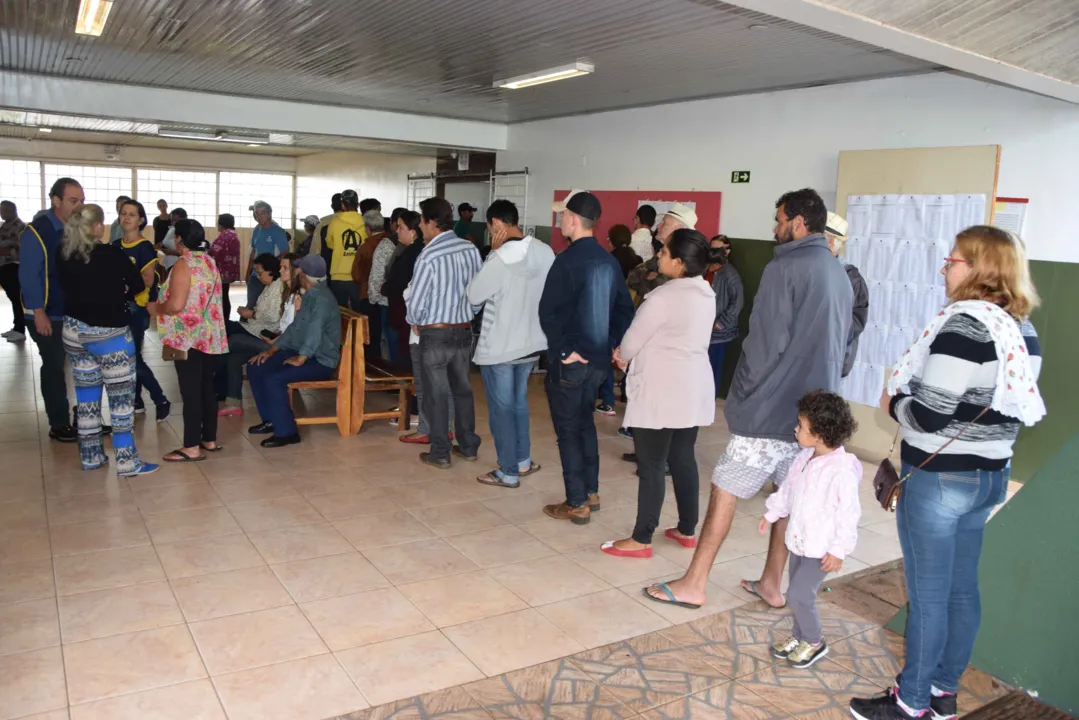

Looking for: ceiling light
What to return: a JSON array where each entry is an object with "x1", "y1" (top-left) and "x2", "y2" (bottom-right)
[
  {"x1": 494, "y1": 61, "x2": 594, "y2": 90},
  {"x1": 158, "y1": 128, "x2": 218, "y2": 141},
  {"x1": 38, "y1": 127, "x2": 52, "y2": 133},
  {"x1": 75, "y1": 0, "x2": 113, "y2": 36},
  {"x1": 749, "y1": 23, "x2": 768, "y2": 30},
  {"x1": 246, "y1": 144, "x2": 261, "y2": 148},
  {"x1": 217, "y1": 133, "x2": 269, "y2": 145}
]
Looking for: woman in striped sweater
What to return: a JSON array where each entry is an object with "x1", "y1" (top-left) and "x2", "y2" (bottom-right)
[{"x1": 851, "y1": 226, "x2": 1045, "y2": 720}]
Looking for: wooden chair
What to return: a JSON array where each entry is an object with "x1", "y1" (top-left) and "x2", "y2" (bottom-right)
[
  {"x1": 285, "y1": 313, "x2": 359, "y2": 437},
  {"x1": 348, "y1": 312, "x2": 415, "y2": 434}
]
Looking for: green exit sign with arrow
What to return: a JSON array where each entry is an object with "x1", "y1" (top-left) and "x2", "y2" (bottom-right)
[{"x1": 731, "y1": 171, "x2": 751, "y2": 184}]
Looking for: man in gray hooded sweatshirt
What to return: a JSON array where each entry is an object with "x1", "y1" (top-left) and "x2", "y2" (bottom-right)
[{"x1": 645, "y1": 188, "x2": 852, "y2": 610}]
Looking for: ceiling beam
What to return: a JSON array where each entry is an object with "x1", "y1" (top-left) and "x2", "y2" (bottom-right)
[
  {"x1": 718, "y1": 0, "x2": 1079, "y2": 105},
  {"x1": 0, "y1": 71, "x2": 508, "y2": 151}
]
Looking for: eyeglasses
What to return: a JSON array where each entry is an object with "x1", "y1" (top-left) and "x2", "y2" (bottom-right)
[{"x1": 943, "y1": 257, "x2": 971, "y2": 269}]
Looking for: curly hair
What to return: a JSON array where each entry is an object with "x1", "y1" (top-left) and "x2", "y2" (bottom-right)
[{"x1": 797, "y1": 390, "x2": 857, "y2": 449}]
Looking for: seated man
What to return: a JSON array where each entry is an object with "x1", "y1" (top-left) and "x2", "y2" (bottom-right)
[{"x1": 246, "y1": 255, "x2": 342, "y2": 448}]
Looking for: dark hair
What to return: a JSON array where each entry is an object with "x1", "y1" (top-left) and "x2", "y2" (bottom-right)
[
  {"x1": 174, "y1": 219, "x2": 208, "y2": 251},
  {"x1": 331, "y1": 193, "x2": 343, "y2": 213},
  {"x1": 608, "y1": 224, "x2": 632, "y2": 249},
  {"x1": 341, "y1": 191, "x2": 359, "y2": 211},
  {"x1": 120, "y1": 199, "x2": 148, "y2": 231},
  {"x1": 253, "y1": 252, "x2": 281, "y2": 279},
  {"x1": 389, "y1": 207, "x2": 408, "y2": 228},
  {"x1": 359, "y1": 198, "x2": 381, "y2": 214},
  {"x1": 217, "y1": 213, "x2": 236, "y2": 230},
  {"x1": 666, "y1": 228, "x2": 725, "y2": 278},
  {"x1": 49, "y1": 177, "x2": 81, "y2": 200},
  {"x1": 170, "y1": 207, "x2": 188, "y2": 220},
  {"x1": 157, "y1": 198, "x2": 168, "y2": 206},
  {"x1": 397, "y1": 210, "x2": 422, "y2": 241},
  {"x1": 0, "y1": 200, "x2": 14, "y2": 209},
  {"x1": 279, "y1": 252, "x2": 300, "y2": 312},
  {"x1": 797, "y1": 390, "x2": 857, "y2": 449},
  {"x1": 486, "y1": 199, "x2": 519, "y2": 227},
  {"x1": 776, "y1": 188, "x2": 827, "y2": 234},
  {"x1": 419, "y1": 197, "x2": 454, "y2": 232},
  {"x1": 635, "y1": 205, "x2": 657, "y2": 227}
]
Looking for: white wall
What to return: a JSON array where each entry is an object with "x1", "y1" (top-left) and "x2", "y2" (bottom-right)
[
  {"x1": 295, "y1": 150, "x2": 436, "y2": 219},
  {"x1": 0, "y1": 138, "x2": 297, "y2": 173},
  {"x1": 500, "y1": 73, "x2": 1079, "y2": 264}
]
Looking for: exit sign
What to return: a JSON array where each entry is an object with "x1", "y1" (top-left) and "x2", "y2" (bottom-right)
[{"x1": 731, "y1": 171, "x2": 751, "y2": 184}]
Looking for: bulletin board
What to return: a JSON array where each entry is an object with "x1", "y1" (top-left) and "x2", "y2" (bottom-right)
[
  {"x1": 835, "y1": 145, "x2": 1000, "y2": 460},
  {"x1": 550, "y1": 190, "x2": 722, "y2": 253}
]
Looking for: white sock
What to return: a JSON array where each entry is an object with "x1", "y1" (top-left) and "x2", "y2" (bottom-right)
[
  {"x1": 930, "y1": 685, "x2": 954, "y2": 697},
  {"x1": 896, "y1": 694, "x2": 924, "y2": 717}
]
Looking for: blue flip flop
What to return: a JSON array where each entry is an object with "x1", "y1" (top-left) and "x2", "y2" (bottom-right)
[
  {"x1": 741, "y1": 579, "x2": 787, "y2": 609},
  {"x1": 642, "y1": 583, "x2": 702, "y2": 609}
]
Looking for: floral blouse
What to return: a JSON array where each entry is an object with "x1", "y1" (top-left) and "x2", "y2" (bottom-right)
[
  {"x1": 160, "y1": 252, "x2": 228, "y2": 355},
  {"x1": 209, "y1": 229, "x2": 241, "y2": 283}
]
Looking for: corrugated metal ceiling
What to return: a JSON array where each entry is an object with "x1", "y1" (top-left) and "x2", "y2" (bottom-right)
[{"x1": 0, "y1": 0, "x2": 935, "y2": 122}]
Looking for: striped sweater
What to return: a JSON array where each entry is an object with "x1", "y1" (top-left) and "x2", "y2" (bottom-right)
[{"x1": 890, "y1": 314, "x2": 1041, "y2": 471}]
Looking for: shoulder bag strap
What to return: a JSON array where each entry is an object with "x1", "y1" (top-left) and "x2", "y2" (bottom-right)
[{"x1": 898, "y1": 406, "x2": 990, "y2": 485}]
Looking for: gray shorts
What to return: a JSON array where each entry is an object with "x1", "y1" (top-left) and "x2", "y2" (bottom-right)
[{"x1": 711, "y1": 434, "x2": 802, "y2": 499}]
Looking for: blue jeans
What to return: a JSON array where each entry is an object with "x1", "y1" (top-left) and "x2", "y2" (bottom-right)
[
  {"x1": 380, "y1": 305, "x2": 400, "y2": 365},
  {"x1": 707, "y1": 341, "x2": 728, "y2": 398},
  {"x1": 129, "y1": 304, "x2": 168, "y2": 408},
  {"x1": 896, "y1": 465, "x2": 1008, "y2": 711},
  {"x1": 247, "y1": 350, "x2": 335, "y2": 437},
  {"x1": 417, "y1": 327, "x2": 480, "y2": 461},
  {"x1": 545, "y1": 361, "x2": 606, "y2": 507},
  {"x1": 598, "y1": 366, "x2": 616, "y2": 407},
  {"x1": 246, "y1": 271, "x2": 264, "y2": 307},
  {"x1": 480, "y1": 362, "x2": 534, "y2": 481}
]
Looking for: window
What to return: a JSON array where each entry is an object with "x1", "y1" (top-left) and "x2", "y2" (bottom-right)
[
  {"x1": 219, "y1": 172, "x2": 294, "y2": 230},
  {"x1": 136, "y1": 169, "x2": 217, "y2": 227},
  {"x1": 43, "y1": 164, "x2": 133, "y2": 225},
  {"x1": 0, "y1": 159, "x2": 43, "y2": 220},
  {"x1": 295, "y1": 175, "x2": 337, "y2": 224}
]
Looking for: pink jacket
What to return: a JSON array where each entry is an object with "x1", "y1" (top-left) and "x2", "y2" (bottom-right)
[
  {"x1": 764, "y1": 447, "x2": 862, "y2": 560},
  {"x1": 620, "y1": 276, "x2": 716, "y2": 430}
]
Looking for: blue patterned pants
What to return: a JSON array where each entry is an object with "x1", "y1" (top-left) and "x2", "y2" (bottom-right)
[{"x1": 62, "y1": 318, "x2": 144, "y2": 475}]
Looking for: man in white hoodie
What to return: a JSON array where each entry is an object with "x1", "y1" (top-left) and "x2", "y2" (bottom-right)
[{"x1": 467, "y1": 200, "x2": 556, "y2": 488}]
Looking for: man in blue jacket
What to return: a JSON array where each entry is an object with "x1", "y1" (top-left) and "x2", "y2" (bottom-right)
[
  {"x1": 20, "y1": 177, "x2": 84, "y2": 442},
  {"x1": 538, "y1": 191, "x2": 635, "y2": 524}
]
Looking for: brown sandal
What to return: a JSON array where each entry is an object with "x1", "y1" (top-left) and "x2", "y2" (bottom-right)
[{"x1": 476, "y1": 471, "x2": 521, "y2": 488}]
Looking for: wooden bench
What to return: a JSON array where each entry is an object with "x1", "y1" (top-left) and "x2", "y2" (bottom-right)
[
  {"x1": 347, "y1": 310, "x2": 414, "y2": 433},
  {"x1": 286, "y1": 312, "x2": 360, "y2": 437}
]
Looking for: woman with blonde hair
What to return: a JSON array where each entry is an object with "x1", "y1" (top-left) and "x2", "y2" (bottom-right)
[
  {"x1": 850, "y1": 225, "x2": 1045, "y2": 720},
  {"x1": 57, "y1": 204, "x2": 158, "y2": 476}
]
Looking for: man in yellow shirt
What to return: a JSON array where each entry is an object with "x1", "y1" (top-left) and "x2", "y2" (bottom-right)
[{"x1": 324, "y1": 189, "x2": 367, "y2": 309}]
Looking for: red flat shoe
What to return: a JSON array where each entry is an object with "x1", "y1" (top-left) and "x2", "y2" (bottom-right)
[
  {"x1": 399, "y1": 433, "x2": 430, "y2": 444},
  {"x1": 601, "y1": 541, "x2": 652, "y2": 558},
  {"x1": 665, "y1": 528, "x2": 697, "y2": 549}
]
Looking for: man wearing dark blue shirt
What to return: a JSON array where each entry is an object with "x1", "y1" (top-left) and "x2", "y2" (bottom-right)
[{"x1": 538, "y1": 191, "x2": 635, "y2": 524}]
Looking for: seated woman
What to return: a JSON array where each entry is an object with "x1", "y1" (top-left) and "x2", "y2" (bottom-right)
[
  {"x1": 276, "y1": 252, "x2": 302, "y2": 336},
  {"x1": 246, "y1": 255, "x2": 341, "y2": 448},
  {"x1": 218, "y1": 253, "x2": 284, "y2": 416},
  {"x1": 57, "y1": 204, "x2": 158, "y2": 477}
]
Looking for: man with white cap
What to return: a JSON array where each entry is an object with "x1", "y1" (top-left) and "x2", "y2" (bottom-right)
[
  {"x1": 825, "y1": 211, "x2": 870, "y2": 377},
  {"x1": 296, "y1": 215, "x2": 320, "y2": 256},
  {"x1": 627, "y1": 202, "x2": 698, "y2": 300},
  {"x1": 246, "y1": 254, "x2": 342, "y2": 448}
]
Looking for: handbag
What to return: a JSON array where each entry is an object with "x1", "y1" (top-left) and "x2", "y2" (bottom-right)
[
  {"x1": 161, "y1": 344, "x2": 188, "y2": 362},
  {"x1": 873, "y1": 407, "x2": 989, "y2": 511}
]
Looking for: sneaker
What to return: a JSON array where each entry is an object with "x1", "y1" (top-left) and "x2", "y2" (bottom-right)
[
  {"x1": 49, "y1": 425, "x2": 78, "y2": 443},
  {"x1": 120, "y1": 463, "x2": 160, "y2": 478},
  {"x1": 133, "y1": 404, "x2": 146, "y2": 415},
  {"x1": 4, "y1": 330, "x2": 25, "y2": 343},
  {"x1": 156, "y1": 401, "x2": 171, "y2": 423},
  {"x1": 595, "y1": 403, "x2": 616, "y2": 416},
  {"x1": 770, "y1": 636, "x2": 799, "y2": 659},
  {"x1": 543, "y1": 502, "x2": 591, "y2": 525},
  {"x1": 850, "y1": 690, "x2": 928, "y2": 720},
  {"x1": 617, "y1": 426, "x2": 633, "y2": 440},
  {"x1": 930, "y1": 692, "x2": 957, "y2": 720},
  {"x1": 787, "y1": 639, "x2": 828, "y2": 668}
]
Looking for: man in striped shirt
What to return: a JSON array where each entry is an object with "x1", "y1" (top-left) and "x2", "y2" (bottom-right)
[{"x1": 406, "y1": 197, "x2": 483, "y2": 469}]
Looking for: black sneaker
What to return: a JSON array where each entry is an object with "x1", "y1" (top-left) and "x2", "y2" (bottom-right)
[
  {"x1": 929, "y1": 693, "x2": 957, "y2": 720},
  {"x1": 49, "y1": 425, "x2": 78, "y2": 443},
  {"x1": 617, "y1": 426, "x2": 633, "y2": 440},
  {"x1": 133, "y1": 404, "x2": 146, "y2": 415},
  {"x1": 595, "y1": 403, "x2": 616, "y2": 416},
  {"x1": 156, "y1": 401, "x2": 171, "y2": 424},
  {"x1": 850, "y1": 691, "x2": 928, "y2": 720}
]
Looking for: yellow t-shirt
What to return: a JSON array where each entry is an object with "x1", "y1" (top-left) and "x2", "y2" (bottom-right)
[
  {"x1": 324, "y1": 211, "x2": 368, "y2": 281},
  {"x1": 119, "y1": 237, "x2": 158, "y2": 307}
]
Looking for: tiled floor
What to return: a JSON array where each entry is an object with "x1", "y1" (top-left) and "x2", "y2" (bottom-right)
[{"x1": 0, "y1": 313, "x2": 915, "y2": 720}]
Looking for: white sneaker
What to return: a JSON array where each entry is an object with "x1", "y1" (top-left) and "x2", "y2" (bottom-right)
[{"x1": 4, "y1": 331, "x2": 25, "y2": 343}]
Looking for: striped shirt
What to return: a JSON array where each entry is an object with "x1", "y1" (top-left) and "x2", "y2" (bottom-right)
[
  {"x1": 405, "y1": 231, "x2": 482, "y2": 326},
  {"x1": 891, "y1": 314, "x2": 1042, "y2": 472}
]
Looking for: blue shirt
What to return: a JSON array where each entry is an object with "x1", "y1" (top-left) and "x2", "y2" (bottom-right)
[
  {"x1": 19, "y1": 211, "x2": 66, "y2": 320},
  {"x1": 277, "y1": 281, "x2": 342, "y2": 368},
  {"x1": 250, "y1": 222, "x2": 289, "y2": 264},
  {"x1": 405, "y1": 231, "x2": 482, "y2": 327}
]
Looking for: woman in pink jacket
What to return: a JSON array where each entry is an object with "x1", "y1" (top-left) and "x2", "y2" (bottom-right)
[{"x1": 602, "y1": 229, "x2": 723, "y2": 558}]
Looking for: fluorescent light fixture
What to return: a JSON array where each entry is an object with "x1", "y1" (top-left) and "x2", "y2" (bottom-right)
[
  {"x1": 246, "y1": 144, "x2": 261, "y2": 148},
  {"x1": 494, "y1": 61, "x2": 594, "y2": 90},
  {"x1": 217, "y1": 133, "x2": 269, "y2": 145},
  {"x1": 158, "y1": 128, "x2": 218, "y2": 141},
  {"x1": 155, "y1": 127, "x2": 269, "y2": 145},
  {"x1": 38, "y1": 127, "x2": 53, "y2": 133},
  {"x1": 75, "y1": 0, "x2": 113, "y2": 36}
]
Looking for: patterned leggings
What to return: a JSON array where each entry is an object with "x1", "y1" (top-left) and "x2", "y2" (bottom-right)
[{"x1": 62, "y1": 318, "x2": 145, "y2": 475}]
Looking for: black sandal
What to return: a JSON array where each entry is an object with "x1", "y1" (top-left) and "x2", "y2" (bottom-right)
[
  {"x1": 476, "y1": 471, "x2": 521, "y2": 488},
  {"x1": 163, "y1": 449, "x2": 205, "y2": 463}
]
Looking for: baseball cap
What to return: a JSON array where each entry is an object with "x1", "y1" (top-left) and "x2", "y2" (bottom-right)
[
  {"x1": 665, "y1": 203, "x2": 697, "y2": 230},
  {"x1": 458, "y1": 203, "x2": 477, "y2": 213},
  {"x1": 301, "y1": 214, "x2": 319, "y2": 227},
  {"x1": 552, "y1": 190, "x2": 602, "y2": 221},
  {"x1": 293, "y1": 254, "x2": 327, "y2": 279},
  {"x1": 825, "y1": 211, "x2": 848, "y2": 238}
]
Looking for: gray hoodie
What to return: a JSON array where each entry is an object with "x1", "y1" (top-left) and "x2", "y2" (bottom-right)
[
  {"x1": 724, "y1": 233, "x2": 853, "y2": 440},
  {"x1": 467, "y1": 234, "x2": 556, "y2": 365}
]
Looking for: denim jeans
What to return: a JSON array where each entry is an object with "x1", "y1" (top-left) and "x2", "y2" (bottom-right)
[
  {"x1": 223, "y1": 321, "x2": 268, "y2": 401},
  {"x1": 409, "y1": 341, "x2": 453, "y2": 436},
  {"x1": 545, "y1": 360, "x2": 606, "y2": 507},
  {"x1": 896, "y1": 465, "x2": 1008, "y2": 711},
  {"x1": 246, "y1": 271, "x2": 264, "y2": 307},
  {"x1": 480, "y1": 362, "x2": 534, "y2": 480},
  {"x1": 417, "y1": 327, "x2": 480, "y2": 461},
  {"x1": 707, "y1": 341, "x2": 728, "y2": 398},
  {"x1": 380, "y1": 305, "x2": 399, "y2": 365},
  {"x1": 129, "y1": 304, "x2": 168, "y2": 408},
  {"x1": 598, "y1": 366, "x2": 616, "y2": 407},
  {"x1": 247, "y1": 349, "x2": 335, "y2": 437}
]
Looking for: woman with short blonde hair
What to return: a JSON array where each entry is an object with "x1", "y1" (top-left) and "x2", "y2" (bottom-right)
[{"x1": 851, "y1": 225, "x2": 1045, "y2": 720}]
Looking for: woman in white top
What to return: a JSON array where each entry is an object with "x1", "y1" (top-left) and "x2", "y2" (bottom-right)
[{"x1": 277, "y1": 253, "x2": 301, "y2": 334}]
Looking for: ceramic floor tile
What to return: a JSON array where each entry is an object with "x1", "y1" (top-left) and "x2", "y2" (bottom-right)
[
  {"x1": 54, "y1": 545, "x2": 165, "y2": 596},
  {"x1": 48, "y1": 515, "x2": 151, "y2": 557},
  {"x1": 142, "y1": 506, "x2": 243, "y2": 544},
  {"x1": 247, "y1": 522, "x2": 354, "y2": 564},
  {"x1": 659, "y1": 609, "x2": 778, "y2": 680},
  {"x1": 188, "y1": 604, "x2": 328, "y2": 675},
  {"x1": 337, "y1": 631, "x2": 484, "y2": 707},
  {"x1": 565, "y1": 547, "x2": 685, "y2": 588},
  {"x1": 0, "y1": 558, "x2": 55, "y2": 604},
  {"x1": 300, "y1": 586, "x2": 435, "y2": 651},
  {"x1": 363, "y1": 539, "x2": 480, "y2": 585},
  {"x1": 131, "y1": 481, "x2": 223, "y2": 515},
  {"x1": 45, "y1": 492, "x2": 139, "y2": 526},
  {"x1": 170, "y1": 565, "x2": 293, "y2": 621},
  {"x1": 155, "y1": 534, "x2": 266, "y2": 579},
  {"x1": 197, "y1": 456, "x2": 279, "y2": 482},
  {"x1": 538, "y1": 588, "x2": 670, "y2": 649},
  {"x1": 58, "y1": 581, "x2": 183, "y2": 643},
  {"x1": 442, "y1": 608, "x2": 584, "y2": 677},
  {"x1": 337, "y1": 686, "x2": 491, "y2": 720},
  {"x1": 211, "y1": 476, "x2": 301, "y2": 505},
  {"x1": 123, "y1": 463, "x2": 206, "y2": 491},
  {"x1": 333, "y1": 511, "x2": 436, "y2": 551},
  {"x1": 570, "y1": 632, "x2": 732, "y2": 713},
  {"x1": 707, "y1": 556, "x2": 780, "y2": 599},
  {"x1": 486, "y1": 555, "x2": 612, "y2": 606},
  {"x1": 0, "y1": 598, "x2": 60, "y2": 656},
  {"x1": 288, "y1": 469, "x2": 371, "y2": 497},
  {"x1": 212, "y1": 653, "x2": 367, "y2": 720},
  {"x1": 0, "y1": 499, "x2": 47, "y2": 531},
  {"x1": 272, "y1": 552, "x2": 390, "y2": 602},
  {"x1": 398, "y1": 570, "x2": 527, "y2": 628},
  {"x1": 622, "y1": 582, "x2": 749, "y2": 624},
  {"x1": 639, "y1": 681, "x2": 789, "y2": 719},
  {"x1": 0, "y1": 526, "x2": 51, "y2": 564},
  {"x1": 67, "y1": 679, "x2": 226, "y2": 720},
  {"x1": 733, "y1": 659, "x2": 885, "y2": 716},
  {"x1": 384, "y1": 480, "x2": 473, "y2": 509},
  {"x1": 408, "y1": 501, "x2": 512, "y2": 538},
  {"x1": 227, "y1": 496, "x2": 324, "y2": 533},
  {"x1": 477, "y1": 492, "x2": 551, "y2": 525},
  {"x1": 445, "y1": 525, "x2": 557, "y2": 569},
  {"x1": 519, "y1": 517, "x2": 625, "y2": 553},
  {"x1": 463, "y1": 658, "x2": 631, "y2": 719},
  {"x1": 849, "y1": 531, "x2": 904, "y2": 567},
  {"x1": 63, "y1": 624, "x2": 207, "y2": 705},
  {"x1": 9, "y1": 711, "x2": 70, "y2": 720},
  {"x1": 738, "y1": 600, "x2": 878, "y2": 646},
  {"x1": 0, "y1": 646, "x2": 68, "y2": 720},
  {"x1": 305, "y1": 488, "x2": 403, "y2": 521}
]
